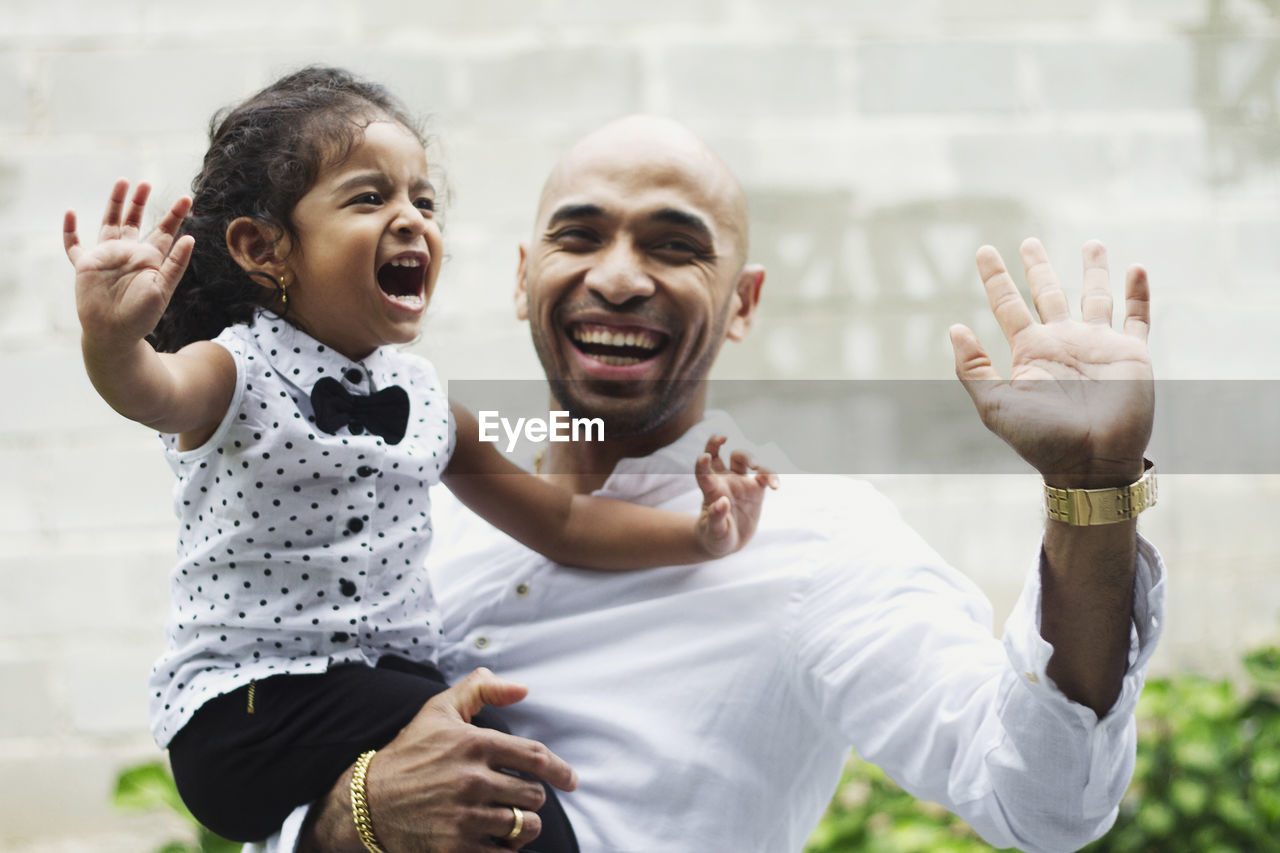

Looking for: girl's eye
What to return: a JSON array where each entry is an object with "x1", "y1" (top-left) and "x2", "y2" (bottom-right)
[
  {"x1": 415, "y1": 197, "x2": 436, "y2": 213},
  {"x1": 352, "y1": 192, "x2": 382, "y2": 206}
]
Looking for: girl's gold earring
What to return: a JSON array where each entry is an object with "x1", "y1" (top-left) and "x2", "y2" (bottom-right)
[{"x1": 279, "y1": 273, "x2": 288, "y2": 305}]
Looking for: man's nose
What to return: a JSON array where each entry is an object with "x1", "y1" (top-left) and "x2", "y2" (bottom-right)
[{"x1": 583, "y1": 241, "x2": 655, "y2": 304}]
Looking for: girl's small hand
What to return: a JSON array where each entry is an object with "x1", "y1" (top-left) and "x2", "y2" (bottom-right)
[
  {"x1": 64, "y1": 179, "x2": 195, "y2": 348},
  {"x1": 694, "y1": 434, "x2": 779, "y2": 558}
]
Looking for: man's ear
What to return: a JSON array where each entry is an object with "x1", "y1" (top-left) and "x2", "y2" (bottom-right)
[
  {"x1": 725, "y1": 264, "x2": 765, "y2": 342},
  {"x1": 514, "y1": 242, "x2": 530, "y2": 321},
  {"x1": 225, "y1": 217, "x2": 287, "y2": 293}
]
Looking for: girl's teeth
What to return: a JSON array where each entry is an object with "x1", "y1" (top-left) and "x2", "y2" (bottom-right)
[{"x1": 388, "y1": 294, "x2": 424, "y2": 308}]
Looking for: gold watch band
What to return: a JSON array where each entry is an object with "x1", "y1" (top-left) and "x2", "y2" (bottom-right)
[{"x1": 1044, "y1": 459, "x2": 1157, "y2": 526}]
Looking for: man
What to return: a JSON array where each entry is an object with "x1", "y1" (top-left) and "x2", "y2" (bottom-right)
[{"x1": 262, "y1": 115, "x2": 1162, "y2": 852}]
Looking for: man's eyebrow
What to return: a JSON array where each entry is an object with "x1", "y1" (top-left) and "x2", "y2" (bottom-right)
[
  {"x1": 546, "y1": 203, "x2": 606, "y2": 229},
  {"x1": 651, "y1": 208, "x2": 713, "y2": 242},
  {"x1": 545, "y1": 203, "x2": 715, "y2": 242}
]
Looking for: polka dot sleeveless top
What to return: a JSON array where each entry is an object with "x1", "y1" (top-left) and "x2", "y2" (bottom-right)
[{"x1": 147, "y1": 312, "x2": 454, "y2": 746}]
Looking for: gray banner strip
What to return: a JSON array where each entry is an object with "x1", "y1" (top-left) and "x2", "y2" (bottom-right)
[{"x1": 447, "y1": 380, "x2": 1280, "y2": 474}]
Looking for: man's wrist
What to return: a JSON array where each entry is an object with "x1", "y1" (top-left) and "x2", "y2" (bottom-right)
[
  {"x1": 1044, "y1": 459, "x2": 1156, "y2": 527},
  {"x1": 297, "y1": 765, "x2": 366, "y2": 853}
]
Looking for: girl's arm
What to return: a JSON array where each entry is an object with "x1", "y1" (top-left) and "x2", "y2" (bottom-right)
[
  {"x1": 443, "y1": 403, "x2": 777, "y2": 571},
  {"x1": 65, "y1": 180, "x2": 235, "y2": 441}
]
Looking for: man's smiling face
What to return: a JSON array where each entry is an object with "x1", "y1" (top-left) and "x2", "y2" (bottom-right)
[{"x1": 516, "y1": 116, "x2": 760, "y2": 439}]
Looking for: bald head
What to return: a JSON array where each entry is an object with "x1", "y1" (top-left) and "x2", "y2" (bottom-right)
[
  {"x1": 515, "y1": 114, "x2": 766, "y2": 445},
  {"x1": 537, "y1": 115, "x2": 751, "y2": 269}
]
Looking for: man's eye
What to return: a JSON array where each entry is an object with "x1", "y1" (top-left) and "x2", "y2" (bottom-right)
[
  {"x1": 653, "y1": 239, "x2": 705, "y2": 262},
  {"x1": 552, "y1": 228, "x2": 597, "y2": 249}
]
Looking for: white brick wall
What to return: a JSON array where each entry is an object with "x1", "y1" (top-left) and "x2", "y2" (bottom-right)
[{"x1": 3, "y1": 1, "x2": 1280, "y2": 848}]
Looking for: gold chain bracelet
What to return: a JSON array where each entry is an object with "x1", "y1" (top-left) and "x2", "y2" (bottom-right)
[{"x1": 350, "y1": 750, "x2": 386, "y2": 853}]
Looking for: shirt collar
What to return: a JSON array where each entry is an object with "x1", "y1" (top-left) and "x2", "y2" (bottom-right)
[
  {"x1": 595, "y1": 410, "x2": 789, "y2": 505},
  {"x1": 245, "y1": 310, "x2": 401, "y2": 394}
]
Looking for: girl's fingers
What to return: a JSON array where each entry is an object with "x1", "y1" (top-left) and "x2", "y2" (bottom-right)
[
  {"x1": 122, "y1": 181, "x2": 151, "y2": 232},
  {"x1": 703, "y1": 435, "x2": 728, "y2": 473},
  {"x1": 146, "y1": 196, "x2": 193, "y2": 255},
  {"x1": 63, "y1": 210, "x2": 81, "y2": 263},
  {"x1": 157, "y1": 235, "x2": 195, "y2": 292},
  {"x1": 100, "y1": 178, "x2": 131, "y2": 230}
]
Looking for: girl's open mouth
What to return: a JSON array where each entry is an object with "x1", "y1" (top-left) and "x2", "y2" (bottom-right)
[{"x1": 377, "y1": 254, "x2": 428, "y2": 309}]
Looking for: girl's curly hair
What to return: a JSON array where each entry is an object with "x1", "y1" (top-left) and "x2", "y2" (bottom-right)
[{"x1": 148, "y1": 66, "x2": 424, "y2": 352}]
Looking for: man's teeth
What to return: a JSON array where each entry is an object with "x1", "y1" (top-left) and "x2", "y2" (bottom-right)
[
  {"x1": 571, "y1": 327, "x2": 661, "y2": 350},
  {"x1": 593, "y1": 354, "x2": 644, "y2": 366}
]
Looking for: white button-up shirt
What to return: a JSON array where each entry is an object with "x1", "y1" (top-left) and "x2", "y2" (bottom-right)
[{"x1": 259, "y1": 411, "x2": 1164, "y2": 853}]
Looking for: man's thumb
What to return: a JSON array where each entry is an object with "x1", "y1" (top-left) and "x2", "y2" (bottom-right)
[{"x1": 444, "y1": 667, "x2": 529, "y2": 723}]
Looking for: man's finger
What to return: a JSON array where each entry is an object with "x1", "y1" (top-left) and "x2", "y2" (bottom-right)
[
  {"x1": 975, "y1": 245, "x2": 1034, "y2": 344},
  {"x1": 473, "y1": 765, "x2": 549, "y2": 812},
  {"x1": 1080, "y1": 239, "x2": 1113, "y2": 326},
  {"x1": 439, "y1": 667, "x2": 529, "y2": 723},
  {"x1": 1123, "y1": 263, "x2": 1151, "y2": 342},
  {"x1": 1020, "y1": 237, "x2": 1071, "y2": 324},
  {"x1": 504, "y1": 806, "x2": 543, "y2": 851},
  {"x1": 481, "y1": 728, "x2": 578, "y2": 792},
  {"x1": 948, "y1": 323, "x2": 1004, "y2": 426}
]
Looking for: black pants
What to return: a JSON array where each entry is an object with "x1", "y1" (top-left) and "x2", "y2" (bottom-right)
[{"x1": 168, "y1": 656, "x2": 578, "y2": 850}]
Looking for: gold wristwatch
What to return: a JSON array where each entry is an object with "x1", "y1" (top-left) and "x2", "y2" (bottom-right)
[{"x1": 1043, "y1": 459, "x2": 1157, "y2": 526}]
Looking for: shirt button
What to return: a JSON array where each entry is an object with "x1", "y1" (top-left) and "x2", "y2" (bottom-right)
[
  {"x1": 346, "y1": 518, "x2": 364, "y2": 534},
  {"x1": 474, "y1": 636, "x2": 488, "y2": 649},
  {"x1": 345, "y1": 368, "x2": 363, "y2": 383},
  {"x1": 1025, "y1": 671, "x2": 1039, "y2": 684},
  {"x1": 357, "y1": 465, "x2": 376, "y2": 478},
  {"x1": 515, "y1": 584, "x2": 530, "y2": 597}
]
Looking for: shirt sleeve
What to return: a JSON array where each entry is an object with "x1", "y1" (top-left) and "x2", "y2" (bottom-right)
[{"x1": 791, "y1": 491, "x2": 1166, "y2": 853}]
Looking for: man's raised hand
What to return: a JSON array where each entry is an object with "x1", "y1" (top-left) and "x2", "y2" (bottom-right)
[{"x1": 948, "y1": 238, "x2": 1154, "y2": 488}]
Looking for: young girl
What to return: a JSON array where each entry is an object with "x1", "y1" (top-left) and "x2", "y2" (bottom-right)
[{"x1": 63, "y1": 67, "x2": 773, "y2": 847}]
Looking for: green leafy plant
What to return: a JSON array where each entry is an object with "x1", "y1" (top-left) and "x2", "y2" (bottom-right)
[
  {"x1": 113, "y1": 761, "x2": 239, "y2": 853},
  {"x1": 807, "y1": 641, "x2": 1280, "y2": 853}
]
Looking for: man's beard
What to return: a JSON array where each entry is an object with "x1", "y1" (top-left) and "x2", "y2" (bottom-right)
[{"x1": 545, "y1": 376, "x2": 709, "y2": 439}]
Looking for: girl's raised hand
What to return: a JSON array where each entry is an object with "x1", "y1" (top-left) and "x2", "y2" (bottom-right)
[
  {"x1": 695, "y1": 434, "x2": 779, "y2": 558},
  {"x1": 64, "y1": 179, "x2": 195, "y2": 348}
]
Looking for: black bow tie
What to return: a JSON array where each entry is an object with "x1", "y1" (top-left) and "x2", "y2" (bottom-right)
[{"x1": 310, "y1": 377, "x2": 409, "y2": 445}]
